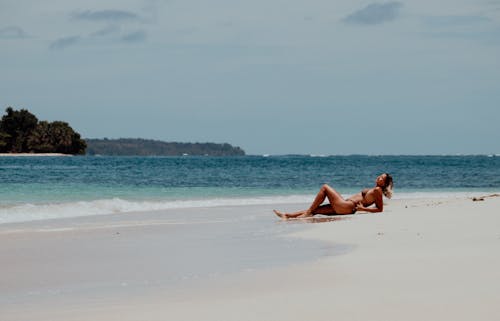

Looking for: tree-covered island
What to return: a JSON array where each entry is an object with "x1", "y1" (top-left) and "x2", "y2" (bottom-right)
[
  {"x1": 0, "y1": 107, "x2": 86, "y2": 154},
  {"x1": 0, "y1": 107, "x2": 245, "y2": 156}
]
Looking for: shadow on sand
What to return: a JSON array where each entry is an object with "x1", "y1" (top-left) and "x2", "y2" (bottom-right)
[{"x1": 276, "y1": 215, "x2": 353, "y2": 224}]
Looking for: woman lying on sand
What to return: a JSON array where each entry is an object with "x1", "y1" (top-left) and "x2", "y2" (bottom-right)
[{"x1": 274, "y1": 173, "x2": 393, "y2": 219}]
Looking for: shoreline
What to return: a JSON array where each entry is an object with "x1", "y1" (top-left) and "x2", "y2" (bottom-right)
[
  {"x1": 1, "y1": 196, "x2": 500, "y2": 320},
  {"x1": 1, "y1": 191, "x2": 499, "y2": 226}
]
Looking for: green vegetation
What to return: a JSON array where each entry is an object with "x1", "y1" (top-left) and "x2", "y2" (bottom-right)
[
  {"x1": 0, "y1": 107, "x2": 244, "y2": 156},
  {"x1": 86, "y1": 138, "x2": 245, "y2": 156},
  {"x1": 0, "y1": 107, "x2": 86, "y2": 154}
]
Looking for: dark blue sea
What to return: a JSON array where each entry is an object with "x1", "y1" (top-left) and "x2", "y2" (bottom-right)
[{"x1": 1, "y1": 155, "x2": 499, "y2": 223}]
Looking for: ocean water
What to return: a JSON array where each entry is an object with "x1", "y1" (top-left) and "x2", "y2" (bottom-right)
[{"x1": 0, "y1": 155, "x2": 499, "y2": 224}]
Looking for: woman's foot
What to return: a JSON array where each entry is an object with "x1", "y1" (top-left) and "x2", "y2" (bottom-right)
[{"x1": 273, "y1": 210, "x2": 288, "y2": 220}]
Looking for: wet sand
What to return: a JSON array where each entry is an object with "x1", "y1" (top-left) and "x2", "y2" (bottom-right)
[{"x1": 1, "y1": 196, "x2": 500, "y2": 321}]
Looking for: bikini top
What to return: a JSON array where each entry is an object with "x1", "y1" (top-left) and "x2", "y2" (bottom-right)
[{"x1": 361, "y1": 188, "x2": 371, "y2": 204}]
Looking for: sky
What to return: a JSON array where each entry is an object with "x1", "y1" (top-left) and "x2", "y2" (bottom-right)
[{"x1": 1, "y1": 0, "x2": 499, "y2": 155}]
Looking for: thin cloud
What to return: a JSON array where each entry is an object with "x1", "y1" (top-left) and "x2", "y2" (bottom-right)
[
  {"x1": 420, "y1": 14, "x2": 496, "y2": 44},
  {"x1": 420, "y1": 28, "x2": 500, "y2": 45},
  {"x1": 0, "y1": 26, "x2": 28, "y2": 39},
  {"x1": 343, "y1": 2, "x2": 403, "y2": 25},
  {"x1": 121, "y1": 30, "x2": 147, "y2": 43},
  {"x1": 424, "y1": 15, "x2": 490, "y2": 27},
  {"x1": 49, "y1": 36, "x2": 81, "y2": 50},
  {"x1": 90, "y1": 25, "x2": 121, "y2": 37},
  {"x1": 72, "y1": 10, "x2": 139, "y2": 22}
]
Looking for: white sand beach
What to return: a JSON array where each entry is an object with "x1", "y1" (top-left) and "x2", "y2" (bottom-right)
[{"x1": 1, "y1": 196, "x2": 499, "y2": 321}]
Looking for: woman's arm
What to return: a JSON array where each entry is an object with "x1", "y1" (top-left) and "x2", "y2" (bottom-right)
[
  {"x1": 355, "y1": 205, "x2": 382, "y2": 213},
  {"x1": 356, "y1": 188, "x2": 384, "y2": 213}
]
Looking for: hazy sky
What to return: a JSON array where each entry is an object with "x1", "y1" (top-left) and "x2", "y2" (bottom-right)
[{"x1": 1, "y1": 0, "x2": 499, "y2": 155}]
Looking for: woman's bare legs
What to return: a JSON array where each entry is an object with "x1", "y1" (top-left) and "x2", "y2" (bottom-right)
[
  {"x1": 273, "y1": 205, "x2": 336, "y2": 219},
  {"x1": 307, "y1": 184, "x2": 344, "y2": 214},
  {"x1": 273, "y1": 209, "x2": 308, "y2": 219},
  {"x1": 274, "y1": 184, "x2": 353, "y2": 219}
]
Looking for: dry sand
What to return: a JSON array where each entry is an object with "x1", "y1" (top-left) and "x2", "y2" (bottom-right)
[{"x1": 1, "y1": 196, "x2": 499, "y2": 321}]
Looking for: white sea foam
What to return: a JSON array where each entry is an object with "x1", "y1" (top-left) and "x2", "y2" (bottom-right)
[
  {"x1": 0, "y1": 195, "x2": 313, "y2": 224},
  {"x1": 0, "y1": 191, "x2": 496, "y2": 224}
]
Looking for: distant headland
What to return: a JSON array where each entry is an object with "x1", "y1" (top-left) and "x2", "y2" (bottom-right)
[{"x1": 85, "y1": 138, "x2": 245, "y2": 156}]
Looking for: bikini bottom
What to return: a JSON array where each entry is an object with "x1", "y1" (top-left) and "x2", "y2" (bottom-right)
[{"x1": 346, "y1": 199, "x2": 357, "y2": 214}]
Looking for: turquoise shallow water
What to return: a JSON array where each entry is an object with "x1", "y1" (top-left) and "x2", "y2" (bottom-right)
[{"x1": 0, "y1": 155, "x2": 499, "y2": 223}]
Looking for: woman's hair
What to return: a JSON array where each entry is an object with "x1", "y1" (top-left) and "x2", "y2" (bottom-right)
[{"x1": 382, "y1": 173, "x2": 394, "y2": 199}]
